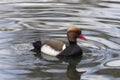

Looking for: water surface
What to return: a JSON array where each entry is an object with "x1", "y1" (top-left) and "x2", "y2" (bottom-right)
[{"x1": 0, "y1": 0, "x2": 120, "y2": 80}]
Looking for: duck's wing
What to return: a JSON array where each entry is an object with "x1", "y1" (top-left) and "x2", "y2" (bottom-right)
[{"x1": 43, "y1": 39, "x2": 66, "y2": 51}]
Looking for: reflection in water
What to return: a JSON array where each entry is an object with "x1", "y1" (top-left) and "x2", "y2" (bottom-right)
[
  {"x1": 104, "y1": 59, "x2": 120, "y2": 67},
  {"x1": 67, "y1": 64, "x2": 85, "y2": 80},
  {"x1": 66, "y1": 58, "x2": 86, "y2": 80},
  {"x1": 57, "y1": 55, "x2": 85, "y2": 80},
  {"x1": 95, "y1": 68, "x2": 120, "y2": 78}
]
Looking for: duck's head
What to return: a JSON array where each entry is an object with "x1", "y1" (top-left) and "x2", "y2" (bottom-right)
[{"x1": 67, "y1": 26, "x2": 87, "y2": 44}]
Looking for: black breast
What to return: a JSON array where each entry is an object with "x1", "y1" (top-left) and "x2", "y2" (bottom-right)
[{"x1": 57, "y1": 44, "x2": 83, "y2": 57}]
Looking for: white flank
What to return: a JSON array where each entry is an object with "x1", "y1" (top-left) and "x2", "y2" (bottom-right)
[
  {"x1": 41, "y1": 44, "x2": 60, "y2": 56},
  {"x1": 62, "y1": 44, "x2": 66, "y2": 50}
]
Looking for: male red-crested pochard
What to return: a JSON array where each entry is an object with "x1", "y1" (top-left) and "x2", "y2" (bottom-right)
[{"x1": 32, "y1": 26, "x2": 87, "y2": 57}]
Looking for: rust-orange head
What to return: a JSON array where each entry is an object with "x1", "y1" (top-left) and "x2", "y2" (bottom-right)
[{"x1": 67, "y1": 26, "x2": 87, "y2": 43}]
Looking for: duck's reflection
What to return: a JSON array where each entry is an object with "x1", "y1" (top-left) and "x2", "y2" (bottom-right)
[
  {"x1": 67, "y1": 63, "x2": 85, "y2": 80},
  {"x1": 32, "y1": 48, "x2": 86, "y2": 80},
  {"x1": 57, "y1": 56, "x2": 86, "y2": 80}
]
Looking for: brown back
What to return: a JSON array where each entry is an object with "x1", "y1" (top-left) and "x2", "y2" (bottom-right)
[{"x1": 44, "y1": 39, "x2": 65, "y2": 51}]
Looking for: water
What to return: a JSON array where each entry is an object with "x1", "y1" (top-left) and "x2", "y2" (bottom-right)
[{"x1": 0, "y1": 0, "x2": 120, "y2": 80}]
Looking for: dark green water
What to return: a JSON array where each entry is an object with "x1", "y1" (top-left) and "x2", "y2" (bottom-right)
[{"x1": 0, "y1": 0, "x2": 120, "y2": 80}]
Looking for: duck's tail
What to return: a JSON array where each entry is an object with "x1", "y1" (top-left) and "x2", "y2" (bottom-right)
[{"x1": 32, "y1": 41, "x2": 42, "y2": 50}]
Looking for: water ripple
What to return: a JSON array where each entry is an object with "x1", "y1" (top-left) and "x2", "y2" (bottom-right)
[{"x1": 87, "y1": 36, "x2": 120, "y2": 50}]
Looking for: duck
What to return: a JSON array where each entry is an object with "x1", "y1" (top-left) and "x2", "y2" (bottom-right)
[{"x1": 32, "y1": 26, "x2": 87, "y2": 57}]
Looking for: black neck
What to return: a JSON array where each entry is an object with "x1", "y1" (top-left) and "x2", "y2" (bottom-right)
[{"x1": 69, "y1": 41, "x2": 77, "y2": 45}]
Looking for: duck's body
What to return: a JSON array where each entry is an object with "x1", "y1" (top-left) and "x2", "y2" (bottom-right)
[{"x1": 32, "y1": 26, "x2": 87, "y2": 57}]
